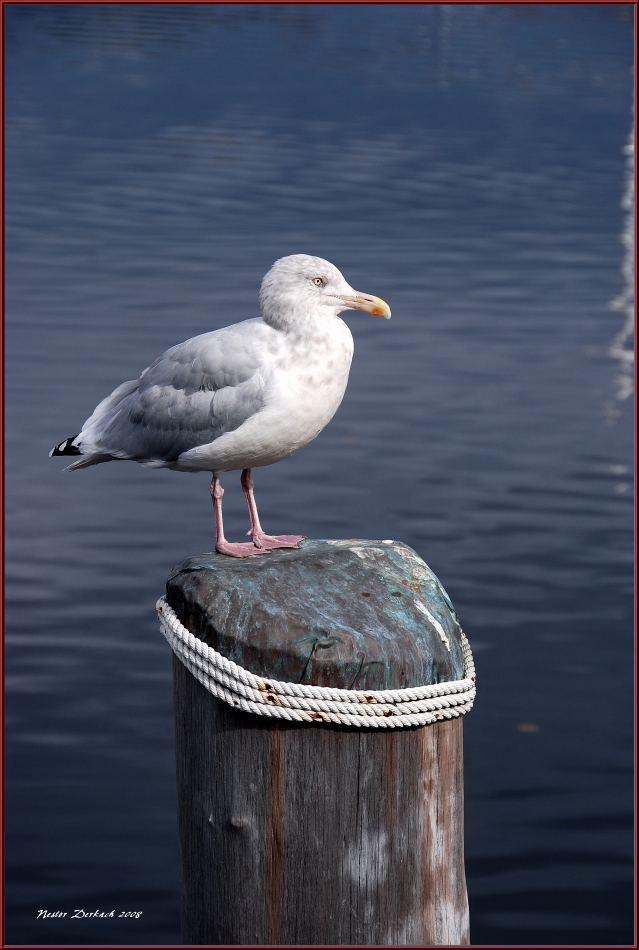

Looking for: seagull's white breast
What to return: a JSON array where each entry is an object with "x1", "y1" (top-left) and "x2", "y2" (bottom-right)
[{"x1": 175, "y1": 315, "x2": 354, "y2": 473}]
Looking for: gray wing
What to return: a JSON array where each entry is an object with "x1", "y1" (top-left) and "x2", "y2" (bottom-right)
[{"x1": 77, "y1": 320, "x2": 270, "y2": 465}]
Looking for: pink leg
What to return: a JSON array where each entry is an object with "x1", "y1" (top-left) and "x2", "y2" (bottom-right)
[
  {"x1": 241, "y1": 469, "x2": 305, "y2": 550},
  {"x1": 210, "y1": 475, "x2": 267, "y2": 558}
]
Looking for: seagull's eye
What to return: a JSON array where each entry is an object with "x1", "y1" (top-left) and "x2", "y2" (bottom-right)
[{"x1": 312, "y1": 276, "x2": 324, "y2": 287}]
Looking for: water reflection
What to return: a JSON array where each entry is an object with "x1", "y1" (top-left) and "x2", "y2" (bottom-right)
[{"x1": 607, "y1": 119, "x2": 635, "y2": 407}]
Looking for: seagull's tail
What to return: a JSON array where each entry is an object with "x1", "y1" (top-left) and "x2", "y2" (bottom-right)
[
  {"x1": 50, "y1": 436, "x2": 114, "y2": 471},
  {"x1": 50, "y1": 436, "x2": 81, "y2": 458}
]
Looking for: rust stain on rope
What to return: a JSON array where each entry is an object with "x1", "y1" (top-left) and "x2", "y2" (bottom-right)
[{"x1": 157, "y1": 596, "x2": 476, "y2": 728}]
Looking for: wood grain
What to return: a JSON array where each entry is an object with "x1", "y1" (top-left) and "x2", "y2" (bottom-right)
[{"x1": 174, "y1": 655, "x2": 469, "y2": 946}]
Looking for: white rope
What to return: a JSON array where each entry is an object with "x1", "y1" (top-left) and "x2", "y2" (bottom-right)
[{"x1": 157, "y1": 596, "x2": 476, "y2": 728}]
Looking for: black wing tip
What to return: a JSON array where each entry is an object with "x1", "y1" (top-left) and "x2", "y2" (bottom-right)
[{"x1": 50, "y1": 436, "x2": 81, "y2": 458}]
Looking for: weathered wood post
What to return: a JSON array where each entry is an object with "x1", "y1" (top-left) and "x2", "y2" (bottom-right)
[{"x1": 158, "y1": 539, "x2": 475, "y2": 946}]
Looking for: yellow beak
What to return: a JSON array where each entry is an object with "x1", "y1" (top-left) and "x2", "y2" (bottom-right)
[{"x1": 338, "y1": 291, "x2": 391, "y2": 319}]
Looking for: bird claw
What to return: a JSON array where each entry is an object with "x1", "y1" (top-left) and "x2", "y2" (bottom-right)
[
  {"x1": 215, "y1": 541, "x2": 270, "y2": 558},
  {"x1": 251, "y1": 533, "x2": 306, "y2": 550},
  {"x1": 215, "y1": 534, "x2": 304, "y2": 556}
]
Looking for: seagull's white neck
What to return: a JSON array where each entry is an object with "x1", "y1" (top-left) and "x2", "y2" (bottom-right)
[{"x1": 261, "y1": 302, "x2": 342, "y2": 339}]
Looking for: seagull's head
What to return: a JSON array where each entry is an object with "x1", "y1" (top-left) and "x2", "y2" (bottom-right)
[{"x1": 260, "y1": 254, "x2": 391, "y2": 330}]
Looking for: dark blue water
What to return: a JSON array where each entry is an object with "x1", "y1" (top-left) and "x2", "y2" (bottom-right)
[{"x1": 4, "y1": 5, "x2": 634, "y2": 945}]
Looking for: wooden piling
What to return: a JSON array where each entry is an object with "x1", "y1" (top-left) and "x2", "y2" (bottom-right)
[{"x1": 168, "y1": 539, "x2": 470, "y2": 945}]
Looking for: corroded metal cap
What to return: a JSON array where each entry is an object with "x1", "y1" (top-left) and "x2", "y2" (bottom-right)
[{"x1": 166, "y1": 539, "x2": 465, "y2": 690}]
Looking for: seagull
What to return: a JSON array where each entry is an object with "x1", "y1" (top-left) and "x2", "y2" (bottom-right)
[{"x1": 50, "y1": 254, "x2": 391, "y2": 557}]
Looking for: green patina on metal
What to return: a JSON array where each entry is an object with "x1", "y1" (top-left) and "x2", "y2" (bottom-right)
[{"x1": 166, "y1": 539, "x2": 465, "y2": 690}]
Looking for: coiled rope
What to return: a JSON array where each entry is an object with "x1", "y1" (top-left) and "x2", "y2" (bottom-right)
[{"x1": 157, "y1": 596, "x2": 476, "y2": 728}]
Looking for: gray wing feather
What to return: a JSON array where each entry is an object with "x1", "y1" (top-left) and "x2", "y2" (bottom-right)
[{"x1": 78, "y1": 322, "x2": 269, "y2": 464}]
